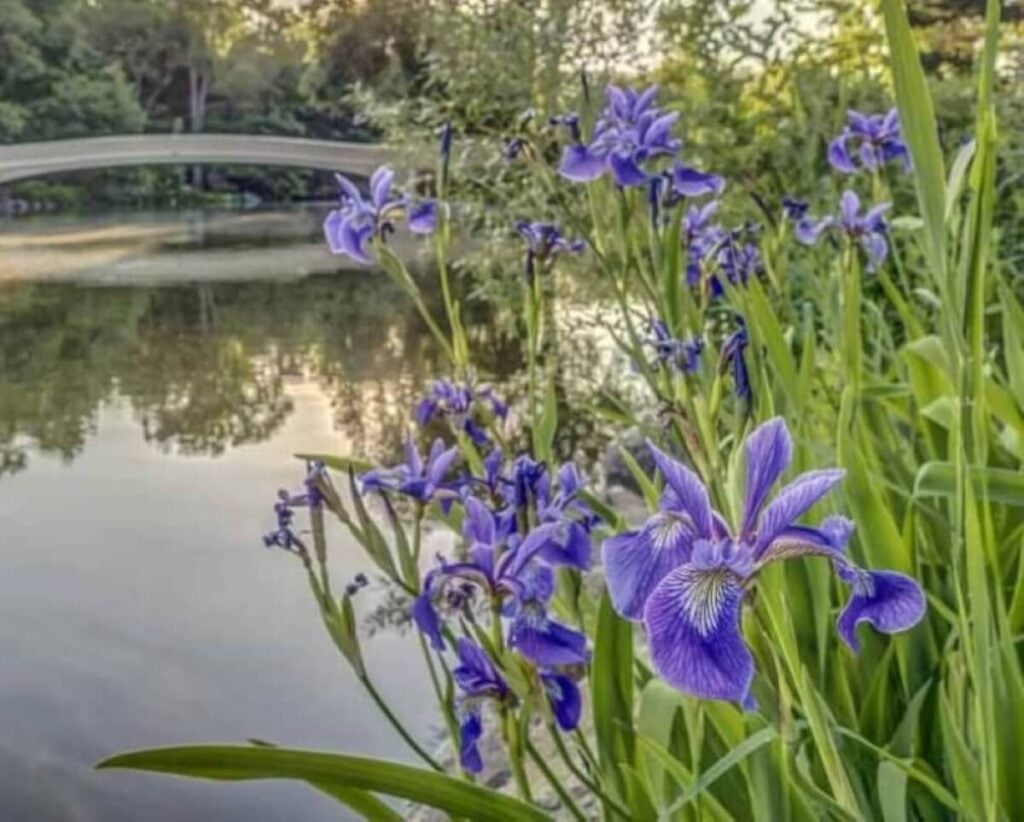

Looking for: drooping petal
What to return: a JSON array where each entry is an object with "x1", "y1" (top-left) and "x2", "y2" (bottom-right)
[
  {"x1": 412, "y1": 592, "x2": 444, "y2": 650},
  {"x1": 408, "y1": 199, "x2": 439, "y2": 234},
  {"x1": 741, "y1": 417, "x2": 793, "y2": 536},
  {"x1": 458, "y1": 709, "x2": 484, "y2": 773},
  {"x1": 330, "y1": 217, "x2": 375, "y2": 264},
  {"x1": 672, "y1": 164, "x2": 725, "y2": 197},
  {"x1": 508, "y1": 613, "x2": 589, "y2": 666},
  {"x1": 794, "y1": 216, "x2": 833, "y2": 245},
  {"x1": 601, "y1": 516, "x2": 694, "y2": 621},
  {"x1": 539, "y1": 521, "x2": 592, "y2": 570},
  {"x1": 837, "y1": 570, "x2": 926, "y2": 652},
  {"x1": 828, "y1": 135, "x2": 859, "y2": 174},
  {"x1": 501, "y1": 523, "x2": 559, "y2": 578},
  {"x1": 753, "y1": 468, "x2": 845, "y2": 555},
  {"x1": 541, "y1": 672, "x2": 582, "y2": 731},
  {"x1": 453, "y1": 637, "x2": 507, "y2": 696},
  {"x1": 861, "y1": 232, "x2": 889, "y2": 270},
  {"x1": 609, "y1": 152, "x2": 648, "y2": 187},
  {"x1": 558, "y1": 144, "x2": 607, "y2": 182},
  {"x1": 644, "y1": 563, "x2": 754, "y2": 705},
  {"x1": 646, "y1": 441, "x2": 713, "y2": 538}
]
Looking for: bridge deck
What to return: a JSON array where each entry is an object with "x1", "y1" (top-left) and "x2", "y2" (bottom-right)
[{"x1": 0, "y1": 134, "x2": 398, "y2": 185}]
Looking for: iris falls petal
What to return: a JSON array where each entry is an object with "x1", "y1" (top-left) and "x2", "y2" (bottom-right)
[
  {"x1": 837, "y1": 569, "x2": 926, "y2": 652},
  {"x1": 644, "y1": 564, "x2": 754, "y2": 705}
]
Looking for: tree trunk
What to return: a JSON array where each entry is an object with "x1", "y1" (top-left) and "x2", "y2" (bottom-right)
[{"x1": 188, "y1": 60, "x2": 209, "y2": 189}]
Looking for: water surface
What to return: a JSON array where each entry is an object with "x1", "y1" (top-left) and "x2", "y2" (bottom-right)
[{"x1": 0, "y1": 209, "x2": 475, "y2": 820}]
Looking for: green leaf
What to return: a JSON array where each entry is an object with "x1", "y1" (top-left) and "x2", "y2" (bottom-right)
[
  {"x1": 97, "y1": 747, "x2": 549, "y2": 822},
  {"x1": 295, "y1": 453, "x2": 374, "y2": 473},
  {"x1": 881, "y1": 0, "x2": 946, "y2": 283},
  {"x1": 877, "y1": 761, "x2": 908, "y2": 822},
  {"x1": 914, "y1": 462, "x2": 1024, "y2": 507},
  {"x1": 531, "y1": 377, "x2": 559, "y2": 465},
  {"x1": 592, "y1": 591, "x2": 635, "y2": 808},
  {"x1": 944, "y1": 139, "x2": 976, "y2": 225},
  {"x1": 618, "y1": 446, "x2": 659, "y2": 510},
  {"x1": 661, "y1": 725, "x2": 779, "y2": 817}
]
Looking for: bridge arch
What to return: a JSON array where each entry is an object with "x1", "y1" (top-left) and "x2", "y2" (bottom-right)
[{"x1": 0, "y1": 134, "x2": 396, "y2": 185}]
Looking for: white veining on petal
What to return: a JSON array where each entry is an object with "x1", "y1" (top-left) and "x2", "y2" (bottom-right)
[
  {"x1": 678, "y1": 566, "x2": 733, "y2": 636},
  {"x1": 649, "y1": 513, "x2": 689, "y2": 551}
]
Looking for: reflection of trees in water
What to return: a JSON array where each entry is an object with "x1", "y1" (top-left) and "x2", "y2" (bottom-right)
[
  {"x1": 0, "y1": 273, "x2": 526, "y2": 476},
  {"x1": 0, "y1": 268, "x2": 629, "y2": 478}
]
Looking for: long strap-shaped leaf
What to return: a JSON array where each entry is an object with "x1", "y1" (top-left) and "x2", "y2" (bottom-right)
[{"x1": 98, "y1": 746, "x2": 551, "y2": 822}]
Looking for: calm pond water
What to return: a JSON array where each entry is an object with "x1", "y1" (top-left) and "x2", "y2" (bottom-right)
[{"x1": 0, "y1": 208, "x2": 537, "y2": 820}]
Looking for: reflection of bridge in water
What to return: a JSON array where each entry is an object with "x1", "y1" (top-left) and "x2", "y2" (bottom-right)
[{"x1": 0, "y1": 134, "x2": 397, "y2": 185}]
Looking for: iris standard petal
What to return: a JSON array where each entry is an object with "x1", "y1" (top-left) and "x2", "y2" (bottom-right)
[
  {"x1": 412, "y1": 593, "x2": 444, "y2": 650},
  {"x1": 370, "y1": 166, "x2": 395, "y2": 210},
  {"x1": 541, "y1": 672, "x2": 582, "y2": 731},
  {"x1": 837, "y1": 570, "x2": 926, "y2": 652},
  {"x1": 646, "y1": 441, "x2": 713, "y2": 537},
  {"x1": 644, "y1": 563, "x2": 754, "y2": 705},
  {"x1": 558, "y1": 144, "x2": 607, "y2": 182},
  {"x1": 839, "y1": 189, "x2": 861, "y2": 227},
  {"x1": 753, "y1": 468, "x2": 846, "y2": 555},
  {"x1": 458, "y1": 710, "x2": 484, "y2": 773},
  {"x1": 427, "y1": 445, "x2": 460, "y2": 487},
  {"x1": 601, "y1": 516, "x2": 694, "y2": 621},
  {"x1": 508, "y1": 614, "x2": 589, "y2": 666},
  {"x1": 333, "y1": 172, "x2": 364, "y2": 205},
  {"x1": 463, "y1": 496, "x2": 496, "y2": 545},
  {"x1": 741, "y1": 417, "x2": 793, "y2": 535},
  {"x1": 609, "y1": 152, "x2": 649, "y2": 187}
]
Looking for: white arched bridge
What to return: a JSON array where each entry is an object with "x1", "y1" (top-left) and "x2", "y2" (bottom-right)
[{"x1": 0, "y1": 134, "x2": 397, "y2": 185}]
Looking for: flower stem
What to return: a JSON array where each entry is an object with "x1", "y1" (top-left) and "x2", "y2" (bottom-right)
[
  {"x1": 360, "y1": 674, "x2": 442, "y2": 772},
  {"x1": 526, "y1": 737, "x2": 586, "y2": 821}
]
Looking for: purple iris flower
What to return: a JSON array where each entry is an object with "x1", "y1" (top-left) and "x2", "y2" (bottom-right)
[
  {"x1": 557, "y1": 85, "x2": 681, "y2": 187},
  {"x1": 359, "y1": 437, "x2": 460, "y2": 505},
  {"x1": 452, "y1": 638, "x2": 510, "y2": 773},
  {"x1": 412, "y1": 507, "x2": 589, "y2": 665},
  {"x1": 828, "y1": 108, "x2": 910, "y2": 175},
  {"x1": 515, "y1": 221, "x2": 585, "y2": 281},
  {"x1": 781, "y1": 197, "x2": 809, "y2": 221},
  {"x1": 540, "y1": 670, "x2": 582, "y2": 731},
  {"x1": 262, "y1": 462, "x2": 326, "y2": 550},
  {"x1": 790, "y1": 190, "x2": 889, "y2": 270},
  {"x1": 601, "y1": 418, "x2": 925, "y2": 707},
  {"x1": 646, "y1": 319, "x2": 703, "y2": 374},
  {"x1": 837, "y1": 190, "x2": 890, "y2": 269},
  {"x1": 416, "y1": 380, "x2": 508, "y2": 446},
  {"x1": 533, "y1": 462, "x2": 596, "y2": 570},
  {"x1": 714, "y1": 229, "x2": 763, "y2": 293},
  {"x1": 720, "y1": 321, "x2": 752, "y2": 405},
  {"x1": 323, "y1": 166, "x2": 438, "y2": 264},
  {"x1": 683, "y1": 201, "x2": 723, "y2": 287}
]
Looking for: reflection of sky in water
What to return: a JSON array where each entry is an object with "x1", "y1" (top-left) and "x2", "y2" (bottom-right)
[
  {"x1": 0, "y1": 211, "x2": 624, "y2": 819},
  {"x1": 0, "y1": 384, "x2": 436, "y2": 821}
]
